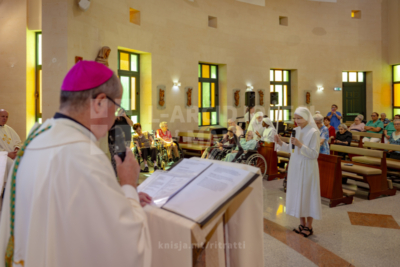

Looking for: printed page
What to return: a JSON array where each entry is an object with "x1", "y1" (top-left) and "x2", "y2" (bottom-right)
[
  {"x1": 137, "y1": 159, "x2": 212, "y2": 207},
  {"x1": 162, "y1": 163, "x2": 253, "y2": 223}
]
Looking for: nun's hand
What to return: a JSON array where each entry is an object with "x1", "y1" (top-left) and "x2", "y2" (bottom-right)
[
  {"x1": 274, "y1": 135, "x2": 283, "y2": 146},
  {"x1": 291, "y1": 137, "x2": 303, "y2": 148},
  {"x1": 255, "y1": 131, "x2": 261, "y2": 137}
]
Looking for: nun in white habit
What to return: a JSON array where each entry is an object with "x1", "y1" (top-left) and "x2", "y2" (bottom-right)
[
  {"x1": 274, "y1": 107, "x2": 322, "y2": 238},
  {"x1": 247, "y1": 112, "x2": 264, "y2": 140},
  {"x1": 261, "y1": 118, "x2": 276, "y2": 143}
]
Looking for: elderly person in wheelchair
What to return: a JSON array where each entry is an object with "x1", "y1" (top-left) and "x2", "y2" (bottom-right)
[
  {"x1": 156, "y1": 121, "x2": 180, "y2": 163},
  {"x1": 224, "y1": 131, "x2": 257, "y2": 162},
  {"x1": 133, "y1": 123, "x2": 159, "y2": 172},
  {"x1": 201, "y1": 126, "x2": 238, "y2": 159}
]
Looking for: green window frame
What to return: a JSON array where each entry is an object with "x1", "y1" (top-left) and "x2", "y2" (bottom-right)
[
  {"x1": 393, "y1": 65, "x2": 400, "y2": 117},
  {"x1": 118, "y1": 50, "x2": 140, "y2": 128},
  {"x1": 198, "y1": 63, "x2": 219, "y2": 126},
  {"x1": 35, "y1": 32, "x2": 42, "y2": 123},
  {"x1": 269, "y1": 69, "x2": 291, "y2": 122}
]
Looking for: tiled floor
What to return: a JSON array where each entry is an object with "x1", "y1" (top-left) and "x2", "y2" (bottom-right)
[{"x1": 263, "y1": 179, "x2": 400, "y2": 267}]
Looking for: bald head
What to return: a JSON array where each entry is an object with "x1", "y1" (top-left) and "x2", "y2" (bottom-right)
[{"x1": 0, "y1": 109, "x2": 9, "y2": 126}]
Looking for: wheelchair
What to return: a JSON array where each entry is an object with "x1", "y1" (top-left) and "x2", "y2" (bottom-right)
[
  {"x1": 231, "y1": 141, "x2": 267, "y2": 176},
  {"x1": 152, "y1": 138, "x2": 185, "y2": 170}
]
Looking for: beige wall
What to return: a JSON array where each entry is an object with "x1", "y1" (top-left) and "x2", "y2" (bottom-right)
[
  {"x1": 0, "y1": 0, "x2": 28, "y2": 139},
  {"x1": 1, "y1": 0, "x2": 398, "y2": 140}
]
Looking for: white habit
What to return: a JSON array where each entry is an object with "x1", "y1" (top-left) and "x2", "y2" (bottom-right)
[
  {"x1": 248, "y1": 112, "x2": 265, "y2": 140},
  {"x1": 0, "y1": 118, "x2": 151, "y2": 267},
  {"x1": 0, "y1": 124, "x2": 22, "y2": 188},
  {"x1": 277, "y1": 124, "x2": 322, "y2": 219},
  {"x1": 261, "y1": 118, "x2": 276, "y2": 143}
]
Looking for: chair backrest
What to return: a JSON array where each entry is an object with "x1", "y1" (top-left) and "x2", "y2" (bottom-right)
[
  {"x1": 330, "y1": 144, "x2": 384, "y2": 158},
  {"x1": 363, "y1": 141, "x2": 400, "y2": 152},
  {"x1": 350, "y1": 131, "x2": 382, "y2": 139}
]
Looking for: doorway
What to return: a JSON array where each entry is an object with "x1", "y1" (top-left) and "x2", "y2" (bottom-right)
[{"x1": 342, "y1": 72, "x2": 366, "y2": 122}]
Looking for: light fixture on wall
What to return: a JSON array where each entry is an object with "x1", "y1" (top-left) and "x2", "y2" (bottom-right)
[
  {"x1": 79, "y1": 0, "x2": 91, "y2": 11},
  {"x1": 317, "y1": 86, "x2": 324, "y2": 91},
  {"x1": 246, "y1": 85, "x2": 254, "y2": 91},
  {"x1": 173, "y1": 82, "x2": 181, "y2": 87}
]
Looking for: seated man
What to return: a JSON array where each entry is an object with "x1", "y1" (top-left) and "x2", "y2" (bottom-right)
[
  {"x1": 156, "y1": 121, "x2": 179, "y2": 162},
  {"x1": 0, "y1": 109, "x2": 22, "y2": 188},
  {"x1": 201, "y1": 126, "x2": 237, "y2": 159},
  {"x1": 133, "y1": 123, "x2": 158, "y2": 172},
  {"x1": 363, "y1": 112, "x2": 384, "y2": 143},
  {"x1": 228, "y1": 118, "x2": 244, "y2": 137},
  {"x1": 384, "y1": 114, "x2": 400, "y2": 144},
  {"x1": 224, "y1": 131, "x2": 257, "y2": 162}
]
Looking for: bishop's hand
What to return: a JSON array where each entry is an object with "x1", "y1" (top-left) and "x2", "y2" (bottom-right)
[
  {"x1": 138, "y1": 192, "x2": 152, "y2": 207},
  {"x1": 115, "y1": 147, "x2": 140, "y2": 188}
]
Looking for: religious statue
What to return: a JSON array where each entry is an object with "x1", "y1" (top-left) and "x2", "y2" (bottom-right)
[
  {"x1": 234, "y1": 91, "x2": 240, "y2": 107},
  {"x1": 95, "y1": 46, "x2": 111, "y2": 66},
  {"x1": 159, "y1": 89, "x2": 165, "y2": 107},
  {"x1": 258, "y1": 90, "x2": 264, "y2": 105},
  {"x1": 306, "y1": 92, "x2": 311, "y2": 104},
  {"x1": 187, "y1": 88, "x2": 192, "y2": 106}
]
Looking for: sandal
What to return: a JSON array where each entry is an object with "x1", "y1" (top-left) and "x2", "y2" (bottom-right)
[
  {"x1": 300, "y1": 227, "x2": 313, "y2": 238},
  {"x1": 293, "y1": 225, "x2": 305, "y2": 234}
]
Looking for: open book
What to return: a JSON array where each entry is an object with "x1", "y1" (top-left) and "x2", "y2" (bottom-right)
[{"x1": 138, "y1": 159, "x2": 258, "y2": 225}]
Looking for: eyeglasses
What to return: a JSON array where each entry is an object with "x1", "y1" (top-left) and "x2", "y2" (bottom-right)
[
  {"x1": 394, "y1": 123, "x2": 400, "y2": 126},
  {"x1": 105, "y1": 96, "x2": 125, "y2": 115}
]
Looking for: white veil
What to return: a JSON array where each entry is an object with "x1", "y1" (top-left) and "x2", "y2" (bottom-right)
[
  {"x1": 248, "y1": 112, "x2": 264, "y2": 132},
  {"x1": 262, "y1": 117, "x2": 276, "y2": 130},
  {"x1": 294, "y1": 107, "x2": 320, "y2": 142}
]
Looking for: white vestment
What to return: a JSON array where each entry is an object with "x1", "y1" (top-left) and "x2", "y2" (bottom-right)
[
  {"x1": 0, "y1": 125, "x2": 22, "y2": 190},
  {"x1": 0, "y1": 118, "x2": 151, "y2": 267},
  {"x1": 261, "y1": 118, "x2": 276, "y2": 143},
  {"x1": 277, "y1": 124, "x2": 322, "y2": 219},
  {"x1": 248, "y1": 112, "x2": 265, "y2": 140}
]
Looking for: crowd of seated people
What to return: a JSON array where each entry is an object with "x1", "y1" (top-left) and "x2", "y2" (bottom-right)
[
  {"x1": 224, "y1": 131, "x2": 257, "y2": 162},
  {"x1": 387, "y1": 119, "x2": 400, "y2": 159},
  {"x1": 156, "y1": 121, "x2": 180, "y2": 163},
  {"x1": 228, "y1": 118, "x2": 244, "y2": 137},
  {"x1": 133, "y1": 123, "x2": 159, "y2": 172},
  {"x1": 334, "y1": 124, "x2": 352, "y2": 146}
]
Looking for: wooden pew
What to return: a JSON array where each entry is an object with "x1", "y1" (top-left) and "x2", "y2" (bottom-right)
[
  {"x1": 353, "y1": 142, "x2": 400, "y2": 186},
  {"x1": 330, "y1": 144, "x2": 396, "y2": 200},
  {"x1": 257, "y1": 141, "x2": 286, "y2": 181},
  {"x1": 177, "y1": 131, "x2": 215, "y2": 157},
  {"x1": 350, "y1": 131, "x2": 383, "y2": 148},
  {"x1": 318, "y1": 153, "x2": 354, "y2": 207}
]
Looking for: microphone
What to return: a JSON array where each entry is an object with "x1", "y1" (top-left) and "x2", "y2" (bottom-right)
[{"x1": 291, "y1": 129, "x2": 296, "y2": 153}]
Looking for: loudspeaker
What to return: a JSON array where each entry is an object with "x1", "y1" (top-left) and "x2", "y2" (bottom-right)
[
  {"x1": 270, "y1": 92, "x2": 279, "y2": 105},
  {"x1": 245, "y1": 91, "x2": 255, "y2": 107}
]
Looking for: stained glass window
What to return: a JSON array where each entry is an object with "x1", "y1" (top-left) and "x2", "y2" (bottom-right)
[
  {"x1": 199, "y1": 63, "x2": 219, "y2": 126},
  {"x1": 270, "y1": 69, "x2": 291, "y2": 122}
]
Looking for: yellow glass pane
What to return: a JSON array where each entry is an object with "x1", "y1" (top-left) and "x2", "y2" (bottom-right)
[
  {"x1": 39, "y1": 70, "x2": 42, "y2": 113},
  {"x1": 283, "y1": 85, "x2": 287, "y2": 106},
  {"x1": 131, "y1": 77, "x2": 136, "y2": 110},
  {"x1": 394, "y1": 84, "x2": 400, "y2": 106},
  {"x1": 120, "y1": 52, "x2": 129, "y2": 71},
  {"x1": 275, "y1": 70, "x2": 283, "y2": 82},
  {"x1": 349, "y1": 72, "x2": 357, "y2": 82},
  {"x1": 198, "y1": 82, "x2": 201, "y2": 107},
  {"x1": 202, "y1": 65, "x2": 210, "y2": 78},
  {"x1": 270, "y1": 85, "x2": 274, "y2": 92},
  {"x1": 394, "y1": 65, "x2": 400, "y2": 82},
  {"x1": 211, "y1": 83, "x2": 215, "y2": 107},
  {"x1": 203, "y1": 112, "x2": 210, "y2": 126}
]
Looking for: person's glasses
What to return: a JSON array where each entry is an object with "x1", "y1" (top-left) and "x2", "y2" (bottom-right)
[
  {"x1": 371, "y1": 115, "x2": 377, "y2": 117},
  {"x1": 394, "y1": 123, "x2": 400, "y2": 126},
  {"x1": 105, "y1": 96, "x2": 125, "y2": 115}
]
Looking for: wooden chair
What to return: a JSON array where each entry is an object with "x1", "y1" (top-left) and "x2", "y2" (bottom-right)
[
  {"x1": 318, "y1": 153, "x2": 354, "y2": 207},
  {"x1": 330, "y1": 144, "x2": 396, "y2": 200}
]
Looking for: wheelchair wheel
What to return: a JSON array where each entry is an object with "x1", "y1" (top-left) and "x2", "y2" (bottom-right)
[{"x1": 245, "y1": 154, "x2": 267, "y2": 176}]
